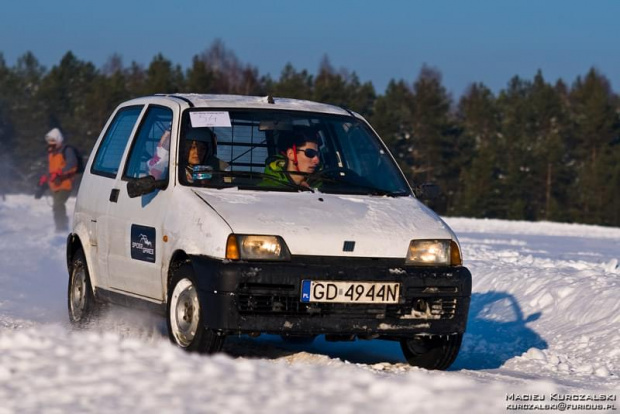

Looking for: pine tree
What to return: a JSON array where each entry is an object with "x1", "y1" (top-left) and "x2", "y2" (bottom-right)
[
  {"x1": 85, "y1": 54, "x2": 131, "y2": 150},
  {"x1": 455, "y1": 82, "x2": 503, "y2": 218},
  {"x1": 569, "y1": 68, "x2": 619, "y2": 224},
  {"x1": 0, "y1": 54, "x2": 15, "y2": 196},
  {"x1": 496, "y1": 75, "x2": 538, "y2": 220},
  {"x1": 0, "y1": 45, "x2": 618, "y2": 226},
  {"x1": 7, "y1": 52, "x2": 48, "y2": 191},
  {"x1": 142, "y1": 53, "x2": 184, "y2": 95},
  {"x1": 346, "y1": 74, "x2": 376, "y2": 119},
  {"x1": 100, "y1": 54, "x2": 131, "y2": 110},
  {"x1": 526, "y1": 71, "x2": 574, "y2": 222},
  {"x1": 185, "y1": 56, "x2": 215, "y2": 93},
  {"x1": 409, "y1": 65, "x2": 457, "y2": 213},
  {"x1": 370, "y1": 79, "x2": 415, "y2": 175},
  {"x1": 124, "y1": 61, "x2": 146, "y2": 98},
  {"x1": 239, "y1": 65, "x2": 264, "y2": 96},
  {"x1": 38, "y1": 52, "x2": 99, "y2": 159},
  {"x1": 272, "y1": 63, "x2": 313, "y2": 100},
  {"x1": 313, "y1": 55, "x2": 350, "y2": 107},
  {"x1": 192, "y1": 39, "x2": 264, "y2": 95}
]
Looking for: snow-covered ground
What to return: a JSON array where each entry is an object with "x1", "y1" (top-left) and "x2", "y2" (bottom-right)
[{"x1": 0, "y1": 194, "x2": 618, "y2": 414}]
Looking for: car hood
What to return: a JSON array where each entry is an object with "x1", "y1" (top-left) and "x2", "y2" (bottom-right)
[{"x1": 193, "y1": 188, "x2": 456, "y2": 258}]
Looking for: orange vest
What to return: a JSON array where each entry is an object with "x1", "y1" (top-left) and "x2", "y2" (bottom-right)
[{"x1": 48, "y1": 148, "x2": 75, "y2": 192}]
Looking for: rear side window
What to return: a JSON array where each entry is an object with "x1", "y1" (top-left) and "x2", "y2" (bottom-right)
[{"x1": 92, "y1": 106, "x2": 143, "y2": 178}]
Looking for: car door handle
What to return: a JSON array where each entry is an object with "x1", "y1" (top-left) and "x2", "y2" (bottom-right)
[{"x1": 109, "y1": 188, "x2": 120, "y2": 203}]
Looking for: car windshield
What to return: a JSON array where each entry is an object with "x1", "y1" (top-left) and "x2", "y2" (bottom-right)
[{"x1": 177, "y1": 109, "x2": 411, "y2": 196}]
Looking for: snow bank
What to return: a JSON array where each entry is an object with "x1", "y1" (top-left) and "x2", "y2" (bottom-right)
[
  {"x1": 446, "y1": 216, "x2": 620, "y2": 240},
  {"x1": 0, "y1": 195, "x2": 618, "y2": 414},
  {"x1": 0, "y1": 325, "x2": 526, "y2": 414}
]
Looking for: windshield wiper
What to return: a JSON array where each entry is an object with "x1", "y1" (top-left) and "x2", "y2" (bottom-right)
[
  {"x1": 197, "y1": 170, "x2": 314, "y2": 193},
  {"x1": 319, "y1": 185, "x2": 408, "y2": 197},
  {"x1": 308, "y1": 169, "x2": 408, "y2": 197},
  {"x1": 362, "y1": 188, "x2": 409, "y2": 197}
]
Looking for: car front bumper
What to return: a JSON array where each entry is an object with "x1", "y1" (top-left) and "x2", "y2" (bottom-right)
[{"x1": 190, "y1": 255, "x2": 471, "y2": 337}]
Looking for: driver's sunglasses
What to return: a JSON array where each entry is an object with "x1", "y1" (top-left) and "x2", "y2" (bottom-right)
[{"x1": 297, "y1": 148, "x2": 320, "y2": 159}]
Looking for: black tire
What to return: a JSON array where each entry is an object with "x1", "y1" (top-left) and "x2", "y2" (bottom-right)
[
  {"x1": 166, "y1": 263, "x2": 225, "y2": 354},
  {"x1": 400, "y1": 334, "x2": 463, "y2": 370},
  {"x1": 67, "y1": 249, "x2": 100, "y2": 327}
]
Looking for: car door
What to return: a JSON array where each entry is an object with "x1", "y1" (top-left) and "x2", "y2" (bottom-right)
[
  {"x1": 80, "y1": 104, "x2": 145, "y2": 289},
  {"x1": 105, "y1": 103, "x2": 178, "y2": 300}
]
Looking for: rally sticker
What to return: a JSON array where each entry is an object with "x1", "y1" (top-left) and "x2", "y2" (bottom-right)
[
  {"x1": 189, "y1": 111, "x2": 232, "y2": 127},
  {"x1": 131, "y1": 224, "x2": 156, "y2": 262}
]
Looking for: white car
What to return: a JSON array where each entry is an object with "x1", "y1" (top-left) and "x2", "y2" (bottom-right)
[{"x1": 67, "y1": 94, "x2": 471, "y2": 370}]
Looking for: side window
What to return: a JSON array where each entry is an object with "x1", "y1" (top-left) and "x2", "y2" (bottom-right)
[
  {"x1": 124, "y1": 106, "x2": 173, "y2": 180},
  {"x1": 92, "y1": 106, "x2": 143, "y2": 178}
]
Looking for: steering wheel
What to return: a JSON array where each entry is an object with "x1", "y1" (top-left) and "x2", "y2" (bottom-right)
[
  {"x1": 313, "y1": 166, "x2": 361, "y2": 181},
  {"x1": 308, "y1": 167, "x2": 368, "y2": 188}
]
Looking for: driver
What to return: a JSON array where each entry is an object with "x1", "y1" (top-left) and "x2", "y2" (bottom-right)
[{"x1": 262, "y1": 129, "x2": 320, "y2": 188}]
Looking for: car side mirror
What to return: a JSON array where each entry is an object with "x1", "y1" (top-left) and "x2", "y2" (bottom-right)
[
  {"x1": 414, "y1": 183, "x2": 440, "y2": 200},
  {"x1": 127, "y1": 176, "x2": 167, "y2": 198}
]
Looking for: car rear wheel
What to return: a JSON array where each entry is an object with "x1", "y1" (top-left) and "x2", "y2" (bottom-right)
[
  {"x1": 400, "y1": 334, "x2": 462, "y2": 370},
  {"x1": 167, "y1": 263, "x2": 225, "y2": 353},
  {"x1": 67, "y1": 249, "x2": 101, "y2": 326}
]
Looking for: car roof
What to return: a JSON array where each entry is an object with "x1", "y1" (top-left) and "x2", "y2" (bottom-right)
[{"x1": 133, "y1": 94, "x2": 356, "y2": 117}]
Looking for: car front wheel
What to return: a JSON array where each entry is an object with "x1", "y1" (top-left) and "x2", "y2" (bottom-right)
[
  {"x1": 400, "y1": 334, "x2": 462, "y2": 370},
  {"x1": 166, "y1": 264, "x2": 225, "y2": 353}
]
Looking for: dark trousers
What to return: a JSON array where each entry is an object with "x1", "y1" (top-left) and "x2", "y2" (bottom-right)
[{"x1": 52, "y1": 189, "x2": 71, "y2": 231}]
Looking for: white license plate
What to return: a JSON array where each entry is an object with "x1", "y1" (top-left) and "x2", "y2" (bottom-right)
[{"x1": 300, "y1": 280, "x2": 400, "y2": 304}]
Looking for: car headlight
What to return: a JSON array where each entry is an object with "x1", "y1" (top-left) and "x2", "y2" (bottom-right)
[
  {"x1": 226, "y1": 234, "x2": 291, "y2": 261},
  {"x1": 406, "y1": 239, "x2": 462, "y2": 266}
]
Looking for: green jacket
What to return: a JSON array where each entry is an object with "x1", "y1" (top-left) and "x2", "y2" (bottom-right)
[
  {"x1": 260, "y1": 155, "x2": 323, "y2": 189},
  {"x1": 259, "y1": 155, "x2": 295, "y2": 188}
]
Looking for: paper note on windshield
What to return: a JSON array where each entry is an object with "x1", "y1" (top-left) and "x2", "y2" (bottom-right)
[{"x1": 190, "y1": 111, "x2": 232, "y2": 127}]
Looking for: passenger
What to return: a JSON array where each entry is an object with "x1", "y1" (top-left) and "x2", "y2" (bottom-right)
[
  {"x1": 147, "y1": 126, "x2": 171, "y2": 180},
  {"x1": 182, "y1": 128, "x2": 229, "y2": 183},
  {"x1": 263, "y1": 130, "x2": 321, "y2": 188}
]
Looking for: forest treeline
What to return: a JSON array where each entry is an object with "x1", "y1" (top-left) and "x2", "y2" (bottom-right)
[{"x1": 0, "y1": 40, "x2": 619, "y2": 226}]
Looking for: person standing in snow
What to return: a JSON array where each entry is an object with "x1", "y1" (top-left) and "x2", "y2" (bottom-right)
[{"x1": 37, "y1": 128, "x2": 78, "y2": 232}]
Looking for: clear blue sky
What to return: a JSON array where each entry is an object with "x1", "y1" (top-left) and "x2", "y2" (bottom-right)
[{"x1": 1, "y1": 0, "x2": 619, "y2": 97}]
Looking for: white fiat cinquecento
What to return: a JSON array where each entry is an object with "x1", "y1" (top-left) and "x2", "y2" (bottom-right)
[{"x1": 67, "y1": 94, "x2": 471, "y2": 370}]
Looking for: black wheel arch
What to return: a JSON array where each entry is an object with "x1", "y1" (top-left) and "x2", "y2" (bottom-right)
[
  {"x1": 66, "y1": 233, "x2": 85, "y2": 275},
  {"x1": 167, "y1": 250, "x2": 192, "y2": 293},
  {"x1": 166, "y1": 250, "x2": 222, "y2": 294}
]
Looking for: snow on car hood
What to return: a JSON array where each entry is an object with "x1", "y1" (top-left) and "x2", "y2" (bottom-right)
[{"x1": 193, "y1": 188, "x2": 456, "y2": 258}]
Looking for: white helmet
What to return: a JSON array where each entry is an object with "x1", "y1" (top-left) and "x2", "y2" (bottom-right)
[{"x1": 45, "y1": 128, "x2": 64, "y2": 145}]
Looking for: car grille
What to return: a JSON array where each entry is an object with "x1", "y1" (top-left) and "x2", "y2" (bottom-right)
[{"x1": 236, "y1": 291, "x2": 458, "y2": 320}]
